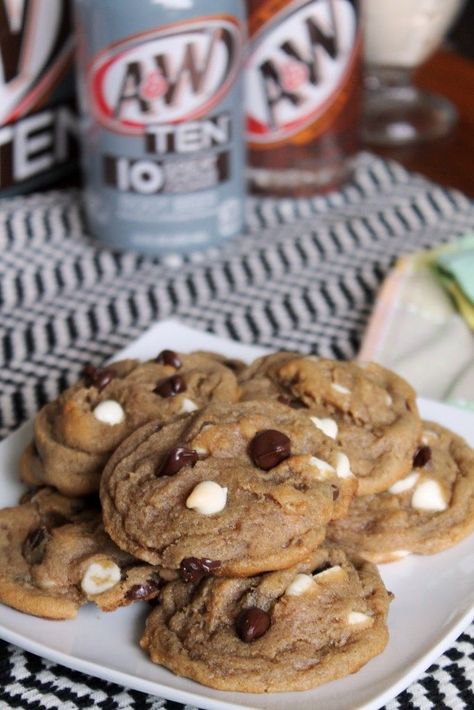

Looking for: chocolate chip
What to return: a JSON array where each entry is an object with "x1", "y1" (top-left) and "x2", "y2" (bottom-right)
[
  {"x1": 154, "y1": 374, "x2": 186, "y2": 398},
  {"x1": 22, "y1": 525, "x2": 49, "y2": 564},
  {"x1": 125, "y1": 577, "x2": 162, "y2": 601},
  {"x1": 158, "y1": 446, "x2": 198, "y2": 476},
  {"x1": 236, "y1": 607, "x2": 271, "y2": 642},
  {"x1": 180, "y1": 557, "x2": 221, "y2": 583},
  {"x1": 277, "y1": 394, "x2": 306, "y2": 409},
  {"x1": 331, "y1": 484, "x2": 339, "y2": 501},
  {"x1": 83, "y1": 365, "x2": 116, "y2": 391},
  {"x1": 156, "y1": 349, "x2": 182, "y2": 369},
  {"x1": 248, "y1": 430, "x2": 291, "y2": 470},
  {"x1": 413, "y1": 445, "x2": 431, "y2": 468}
]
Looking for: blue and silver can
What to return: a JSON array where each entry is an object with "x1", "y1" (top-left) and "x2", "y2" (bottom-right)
[{"x1": 74, "y1": 0, "x2": 246, "y2": 256}]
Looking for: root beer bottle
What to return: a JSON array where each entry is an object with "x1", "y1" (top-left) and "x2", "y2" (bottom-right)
[{"x1": 245, "y1": 0, "x2": 361, "y2": 196}]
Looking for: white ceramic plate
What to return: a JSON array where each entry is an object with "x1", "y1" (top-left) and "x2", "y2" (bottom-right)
[{"x1": 0, "y1": 320, "x2": 473, "y2": 710}]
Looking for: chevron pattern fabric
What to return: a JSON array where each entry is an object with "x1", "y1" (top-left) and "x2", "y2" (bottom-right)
[{"x1": 0, "y1": 153, "x2": 473, "y2": 709}]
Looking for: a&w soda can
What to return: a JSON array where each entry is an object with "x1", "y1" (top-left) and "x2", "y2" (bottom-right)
[
  {"x1": 0, "y1": 0, "x2": 78, "y2": 196},
  {"x1": 74, "y1": 0, "x2": 246, "y2": 256}
]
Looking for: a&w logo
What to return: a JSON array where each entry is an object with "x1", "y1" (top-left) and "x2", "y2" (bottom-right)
[
  {"x1": 246, "y1": 0, "x2": 358, "y2": 144},
  {"x1": 91, "y1": 17, "x2": 242, "y2": 135},
  {"x1": 0, "y1": 0, "x2": 73, "y2": 126}
]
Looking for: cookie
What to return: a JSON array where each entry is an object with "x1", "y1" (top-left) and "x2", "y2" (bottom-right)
[
  {"x1": 197, "y1": 351, "x2": 247, "y2": 375},
  {"x1": 101, "y1": 401, "x2": 356, "y2": 577},
  {"x1": 328, "y1": 422, "x2": 474, "y2": 562},
  {"x1": 0, "y1": 488, "x2": 163, "y2": 619},
  {"x1": 240, "y1": 354, "x2": 421, "y2": 495},
  {"x1": 20, "y1": 350, "x2": 239, "y2": 497},
  {"x1": 140, "y1": 545, "x2": 391, "y2": 692},
  {"x1": 238, "y1": 351, "x2": 299, "y2": 402}
]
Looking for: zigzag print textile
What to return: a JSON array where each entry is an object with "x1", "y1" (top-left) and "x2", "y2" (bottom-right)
[{"x1": 0, "y1": 153, "x2": 473, "y2": 709}]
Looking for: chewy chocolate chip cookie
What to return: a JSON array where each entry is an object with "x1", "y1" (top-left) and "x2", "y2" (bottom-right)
[
  {"x1": 328, "y1": 422, "x2": 474, "y2": 562},
  {"x1": 20, "y1": 351, "x2": 239, "y2": 497},
  {"x1": 100, "y1": 401, "x2": 356, "y2": 576},
  {"x1": 140, "y1": 545, "x2": 391, "y2": 692},
  {"x1": 240, "y1": 354, "x2": 422, "y2": 495},
  {"x1": 0, "y1": 488, "x2": 163, "y2": 619}
]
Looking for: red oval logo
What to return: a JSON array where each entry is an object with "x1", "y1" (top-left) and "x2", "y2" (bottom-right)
[
  {"x1": 246, "y1": 0, "x2": 358, "y2": 144},
  {"x1": 90, "y1": 16, "x2": 243, "y2": 135}
]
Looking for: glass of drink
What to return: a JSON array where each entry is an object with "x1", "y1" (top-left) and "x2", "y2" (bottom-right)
[{"x1": 361, "y1": 0, "x2": 464, "y2": 145}]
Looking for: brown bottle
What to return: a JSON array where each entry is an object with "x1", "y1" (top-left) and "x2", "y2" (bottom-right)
[{"x1": 245, "y1": 0, "x2": 361, "y2": 196}]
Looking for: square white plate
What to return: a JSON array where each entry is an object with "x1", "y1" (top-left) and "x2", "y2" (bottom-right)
[{"x1": 0, "y1": 319, "x2": 473, "y2": 710}]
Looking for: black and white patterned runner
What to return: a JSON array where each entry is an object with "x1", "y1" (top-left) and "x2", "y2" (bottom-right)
[{"x1": 1, "y1": 153, "x2": 473, "y2": 709}]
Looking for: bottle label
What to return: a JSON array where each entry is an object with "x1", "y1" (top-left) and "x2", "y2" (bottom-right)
[
  {"x1": 0, "y1": 0, "x2": 77, "y2": 192},
  {"x1": 87, "y1": 16, "x2": 243, "y2": 197},
  {"x1": 246, "y1": 0, "x2": 358, "y2": 146},
  {"x1": 90, "y1": 17, "x2": 242, "y2": 135}
]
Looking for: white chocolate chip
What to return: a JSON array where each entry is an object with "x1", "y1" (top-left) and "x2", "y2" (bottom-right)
[
  {"x1": 309, "y1": 456, "x2": 335, "y2": 479},
  {"x1": 180, "y1": 397, "x2": 198, "y2": 413},
  {"x1": 310, "y1": 416, "x2": 338, "y2": 440},
  {"x1": 194, "y1": 446, "x2": 209, "y2": 456},
  {"x1": 385, "y1": 393, "x2": 393, "y2": 406},
  {"x1": 331, "y1": 382, "x2": 351, "y2": 395},
  {"x1": 313, "y1": 564, "x2": 345, "y2": 583},
  {"x1": 389, "y1": 471, "x2": 419, "y2": 494},
  {"x1": 335, "y1": 452, "x2": 354, "y2": 479},
  {"x1": 347, "y1": 611, "x2": 373, "y2": 626},
  {"x1": 81, "y1": 560, "x2": 121, "y2": 596},
  {"x1": 93, "y1": 400, "x2": 125, "y2": 425},
  {"x1": 411, "y1": 479, "x2": 448, "y2": 512},
  {"x1": 285, "y1": 573, "x2": 316, "y2": 596},
  {"x1": 421, "y1": 429, "x2": 439, "y2": 445},
  {"x1": 186, "y1": 481, "x2": 227, "y2": 515}
]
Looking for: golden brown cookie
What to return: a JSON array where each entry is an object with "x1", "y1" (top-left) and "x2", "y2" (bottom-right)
[
  {"x1": 240, "y1": 354, "x2": 421, "y2": 495},
  {"x1": 238, "y1": 351, "x2": 299, "y2": 401},
  {"x1": 0, "y1": 488, "x2": 163, "y2": 619},
  {"x1": 328, "y1": 422, "x2": 474, "y2": 562},
  {"x1": 140, "y1": 545, "x2": 391, "y2": 692},
  {"x1": 101, "y1": 401, "x2": 356, "y2": 577},
  {"x1": 20, "y1": 351, "x2": 240, "y2": 497}
]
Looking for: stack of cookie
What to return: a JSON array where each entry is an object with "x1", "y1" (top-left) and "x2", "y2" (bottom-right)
[{"x1": 1, "y1": 348, "x2": 473, "y2": 693}]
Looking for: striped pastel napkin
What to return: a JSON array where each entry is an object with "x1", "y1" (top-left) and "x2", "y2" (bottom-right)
[{"x1": 360, "y1": 235, "x2": 474, "y2": 410}]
